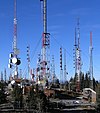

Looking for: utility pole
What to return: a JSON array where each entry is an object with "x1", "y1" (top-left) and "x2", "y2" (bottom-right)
[{"x1": 89, "y1": 32, "x2": 93, "y2": 89}]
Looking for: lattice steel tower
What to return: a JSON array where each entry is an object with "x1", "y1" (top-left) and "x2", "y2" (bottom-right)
[
  {"x1": 73, "y1": 18, "x2": 82, "y2": 91},
  {"x1": 8, "y1": 0, "x2": 21, "y2": 79},
  {"x1": 89, "y1": 32, "x2": 93, "y2": 89},
  {"x1": 27, "y1": 45, "x2": 30, "y2": 80},
  {"x1": 38, "y1": 0, "x2": 50, "y2": 87}
]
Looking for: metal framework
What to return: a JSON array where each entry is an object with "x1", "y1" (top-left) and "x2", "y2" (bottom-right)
[
  {"x1": 64, "y1": 49, "x2": 67, "y2": 82},
  {"x1": 27, "y1": 45, "x2": 30, "y2": 80},
  {"x1": 73, "y1": 18, "x2": 82, "y2": 91},
  {"x1": 8, "y1": 0, "x2": 21, "y2": 79},
  {"x1": 89, "y1": 32, "x2": 93, "y2": 89},
  {"x1": 51, "y1": 55, "x2": 55, "y2": 84},
  {"x1": 37, "y1": 0, "x2": 50, "y2": 87},
  {"x1": 60, "y1": 47, "x2": 63, "y2": 83}
]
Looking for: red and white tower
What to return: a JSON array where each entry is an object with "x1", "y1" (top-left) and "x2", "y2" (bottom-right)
[{"x1": 38, "y1": 0, "x2": 50, "y2": 87}]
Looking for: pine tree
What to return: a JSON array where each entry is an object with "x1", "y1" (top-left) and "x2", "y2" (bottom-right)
[
  {"x1": 80, "y1": 73, "x2": 84, "y2": 90},
  {"x1": 27, "y1": 85, "x2": 48, "y2": 112},
  {"x1": 27, "y1": 85, "x2": 36, "y2": 109},
  {"x1": 12, "y1": 84, "x2": 23, "y2": 108},
  {"x1": 0, "y1": 82, "x2": 7, "y2": 104},
  {"x1": 84, "y1": 73, "x2": 90, "y2": 88}
]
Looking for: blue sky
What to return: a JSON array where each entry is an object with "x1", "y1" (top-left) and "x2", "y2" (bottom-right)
[{"x1": 0, "y1": 0, "x2": 100, "y2": 81}]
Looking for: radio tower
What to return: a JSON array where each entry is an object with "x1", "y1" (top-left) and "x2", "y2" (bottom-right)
[
  {"x1": 60, "y1": 47, "x2": 63, "y2": 83},
  {"x1": 89, "y1": 32, "x2": 93, "y2": 89},
  {"x1": 27, "y1": 45, "x2": 30, "y2": 80},
  {"x1": 8, "y1": 0, "x2": 21, "y2": 79},
  {"x1": 73, "y1": 27, "x2": 77, "y2": 74},
  {"x1": 39, "y1": 0, "x2": 50, "y2": 87},
  {"x1": 51, "y1": 55, "x2": 55, "y2": 84},
  {"x1": 64, "y1": 49, "x2": 67, "y2": 82},
  {"x1": 73, "y1": 18, "x2": 82, "y2": 92}
]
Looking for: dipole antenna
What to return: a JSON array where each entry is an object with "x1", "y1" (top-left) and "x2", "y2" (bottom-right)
[{"x1": 89, "y1": 32, "x2": 93, "y2": 89}]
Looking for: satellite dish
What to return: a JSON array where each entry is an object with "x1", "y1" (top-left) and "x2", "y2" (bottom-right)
[{"x1": 12, "y1": 57, "x2": 17, "y2": 64}]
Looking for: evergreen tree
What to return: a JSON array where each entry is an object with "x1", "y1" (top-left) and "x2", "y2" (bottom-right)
[
  {"x1": 69, "y1": 76, "x2": 76, "y2": 91},
  {"x1": 80, "y1": 73, "x2": 84, "y2": 90},
  {"x1": 12, "y1": 84, "x2": 23, "y2": 108},
  {"x1": 27, "y1": 85, "x2": 36, "y2": 109},
  {"x1": 0, "y1": 82, "x2": 7, "y2": 104},
  {"x1": 93, "y1": 77, "x2": 97, "y2": 91},
  {"x1": 84, "y1": 73, "x2": 90, "y2": 88},
  {"x1": 36, "y1": 91, "x2": 48, "y2": 112},
  {"x1": 27, "y1": 85, "x2": 48, "y2": 112}
]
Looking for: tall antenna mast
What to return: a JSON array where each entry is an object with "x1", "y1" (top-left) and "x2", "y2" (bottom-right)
[
  {"x1": 27, "y1": 45, "x2": 30, "y2": 80},
  {"x1": 42, "y1": 0, "x2": 50, "y2": 61},
  {"x1": 64, "y1": 49, "x2": 67, "y2": 82},
  {"x1": 43, "y1": 0, "x2": 47, "y2": 34},
  {"x1": 76, "y1": 18, "x2": 82, "y2": 91},
  {"x1": 73, "y1": 27, "x2": 77, "y2": 74},
  {"x1": 51, "y1": 55, "x2": 55, "y2": 84},
  {"x1": 13, "y1": 0, "x2": 17, "y2": 52},
  {"x1": 89, "y1": 32, "x2": 93, "y2": 89},
  {"x1": 36, "y1": 54, "x2": 41, "y2": 84},
  {"x1": 60, "y1": 47, "x2": 63, "y2": 83},
  {"x1": 39, "y1": 0, "x2": 50, "y2": 87},
  {"x1": 8, "y1": 0, "x2": 21, "y2": 79},
  {"x1": 13, "y1": 0, "x2": 18, "y2": 79}
]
